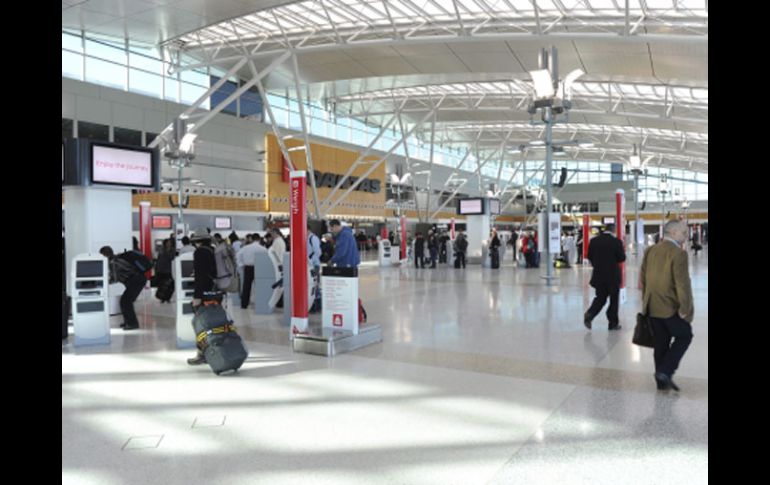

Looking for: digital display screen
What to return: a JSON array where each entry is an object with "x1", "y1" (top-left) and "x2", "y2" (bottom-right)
[
  {"x1": 214, "y1": 216, "x2": 231, "y2": 229},
  {"x1": 152, "y1": 215, "x2": 172, "y2": 229},
  {"x1": 458, "y1": 198, "x2": 484, "y2": 215},
  {"x1": 181, "y1": 260, "x2": 195, "y2": 278},
  {"x1": 91, "y1": 144, "x2": 153, "y2": 187},
  {"x1": 489, "y1": 199, "x2": 501, "y2": 215},
  {"x1": 76, "y1": 260, "x2": 103, "y2": 278},
  {"x1": 602, "y1": 217, "x2": 616, "y2": 225}
]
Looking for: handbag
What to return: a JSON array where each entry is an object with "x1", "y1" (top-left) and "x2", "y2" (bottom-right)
[{"x1": 632, "y1": 312, "x2": 655, "y2": 348}]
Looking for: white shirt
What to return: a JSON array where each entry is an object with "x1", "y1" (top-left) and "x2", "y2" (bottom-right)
[
  {"x1": 232, "y1": 240, "x2": 242, "y2": 253},
  {"x1": 269, "y1": 236, "x2": 286, "y2": 266},
  {"x1": 179, "y1": 245, "x2": 195, "y2": 255},
  {"x1": 236, "y1": 242, "x2": 266, "y2": 267}
]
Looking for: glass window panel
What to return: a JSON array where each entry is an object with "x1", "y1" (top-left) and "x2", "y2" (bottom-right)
[
  {"x1": 85, "y1": 38, "x2": 125, "y2": 63},
  {"x1": 164, "y1": 76, "x2": 180, "y2": 102},
  {"x1": 181, "y1": 82, "x2": 210, "y2": 108},
  {"x1": 145, "y1": 132, "x2": 159, "y2": 147},
  {"x1": 62, "y1": 50, "x2": 83, "y2": 80},
  {"x1": 289, "y1": 111, "x2": 302, "y2": 129},
  {"x1": 78, "y1": 121, "x2": 109, "y2": 142},
  {"x1": 129, "y1": 68, "x2": 162, "y2": 97},
  {"x1": 181, "y1": 69, "x2": 208, "y2": 87},
  {"x1": 62, "y1": 118, "x2": 74, "y2": 140},
  {"x1": 113, "y1": 127, "x2": 143, "y2": 146},
  {"x1": 129, "y1": 51, "x2": 162, "y2": 73},
  {"x1": 271, "y1": 107, "x2": 289, "y2": 127},
  {"x1": 210, "y1": 77, "x2": 238, "y2": 115},
  {"x1": 85, "y1": 57, "x2": 126, "y2": 90},
  {"x1": 62, "y1": 32, "x2": 82, "y2": 53},
  {"x1": 352, "y1": 129, "x2": 366, "y2": 147}
]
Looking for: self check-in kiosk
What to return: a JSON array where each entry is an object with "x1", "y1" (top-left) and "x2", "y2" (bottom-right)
[
  {"x1": 175, "y1": 252, "x2": 196, "y2": 348},
  {"x1": 71, "y1": 254, "x2": 110, "y2": 347},
  {"x1": 378, "y1": 240, "x2": 392, "y2": 267}
]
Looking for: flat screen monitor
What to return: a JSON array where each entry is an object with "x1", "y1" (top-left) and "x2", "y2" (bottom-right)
[
  {"x1": 602, "y1": 216, "x2": 616, "y2": 225},
  {"x1": 181, "y1": 260, "x2": 195, "y2": 278},
  {"x1": 76, "y1": 260, "x2": 103, "y2": 278},
  {"x1": 90, "y1": 143, "x2": 154, "y2": 188},
  {"x1": 489, "y1": 198, "x2": 501, "y2": 215},
  {"x1": 458, "y1": 198, "x2": 484, "y2": 215},
  {"x1": 152, "y1": 215, "x2": 172, "y2": 229},
  {"x1": 214, "y1": 216, "x2": 232, "y2": 230}
]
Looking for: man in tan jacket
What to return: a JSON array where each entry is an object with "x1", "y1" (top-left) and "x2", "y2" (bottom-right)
[{"x1": 640, "y1": 220, "x2": 694, "y2": 391}]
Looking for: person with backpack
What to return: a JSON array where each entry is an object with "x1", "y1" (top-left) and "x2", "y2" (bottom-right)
[
  {"x1": 99, "y1": 246, "x2": 150, "y2": 331},
  {"x1": 154, "y1": 238, "x2": 176, "y2": 303},
  {"x1": 427, "y1": 230, "x2": 438, "y2": 268},
  {"x1": 187, "y1": 231, "x2": 218, "y2": 365},
  {"x1": 454, "y1": 232, "x2": 468, "y2": 268},
  {"x1": 213, "y1": 233, "x2": 239, "y2": 296}
]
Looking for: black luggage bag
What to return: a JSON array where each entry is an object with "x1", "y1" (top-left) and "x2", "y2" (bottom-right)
[
  {"x1": 193, "y1": 293, "x2": 248, "y2": 375},
  {"x1": 454, "y1": 256, "x2": 461, "y2": 268},
  {"x1": 155, "y1": 276, "x2": 174, "y2": 301}
]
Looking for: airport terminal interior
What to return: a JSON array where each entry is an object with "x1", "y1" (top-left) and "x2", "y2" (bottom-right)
[{"x1": 62, "y1": 1, "x2": 707, "y2": 484}]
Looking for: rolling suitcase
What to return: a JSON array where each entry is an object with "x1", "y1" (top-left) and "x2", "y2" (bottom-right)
[
  {"x1": 454, "y1": 256, "x2": 461, "y2": 268},
  {"x1": 193, "y1": 292, "x2": 248, "y2": 375},
  {"x1": 155, "y1": 277, "x2": 174, "y2": 302}
]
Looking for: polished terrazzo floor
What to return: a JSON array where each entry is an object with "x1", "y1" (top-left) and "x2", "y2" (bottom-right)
[{"x1": 62, "y1": 247, "x2": 708, "y2": 485}]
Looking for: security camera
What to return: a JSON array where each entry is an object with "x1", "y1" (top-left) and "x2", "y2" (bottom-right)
[{"x1": 184, "y1": 188, "x2": 191, "y2": 194}]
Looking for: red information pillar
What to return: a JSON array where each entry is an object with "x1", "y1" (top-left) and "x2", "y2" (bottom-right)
[
  {"x1": 139, "y1": 201, "x2": 152, "y2": 281},
  {"x1": 450, "y1": 218, "x2": 456, "y2": 239},
  {"x1": 290, "y1": 171, "x2": 308, "y2": 336}
]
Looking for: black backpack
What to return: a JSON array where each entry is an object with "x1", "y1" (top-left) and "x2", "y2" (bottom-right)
[
  {"x1": 457, "y1": 238, "x2": 468, "y2": 252},
  {"x1": 118, "y1": 250, "x2": 153, "y2": 273}
]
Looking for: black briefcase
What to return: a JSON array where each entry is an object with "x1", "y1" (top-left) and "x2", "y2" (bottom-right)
[{"x1": 632, "y1": 313, "x2": 655, "y2": 348}]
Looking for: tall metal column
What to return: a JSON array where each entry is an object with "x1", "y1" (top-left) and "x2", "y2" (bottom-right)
[
  {"x1": 543, "y1": 105, "x2": 555, "y2": 286},
  {"x1": 633, "y1": 170, "x2": 640, "y2": 255}
]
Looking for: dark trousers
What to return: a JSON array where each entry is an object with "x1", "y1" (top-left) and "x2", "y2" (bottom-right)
[
  {"x1": 429, "y1": 248, "x2": 437, "y2": 267},
  {"x1": 121, "y1": 273, "x2": 147, "y2": 327},
  {"x1": 439, "y1": 249, "x2": 447, "y2": 263},
  {"x1": 415, "y1": 252, "x2": 425, "y2": 268},
  {"x1": 586, "y1": 282, "x2": 620, "y2": 325},
  {"x1": 650, "y1": 314, "x2": 693, "y2": 377},
  {"x1": 241, "y1": 265, "x2": 255, "y2": 308},
  {"x1": 456, "y1": 251, "x2": 466, "y2": 268}
]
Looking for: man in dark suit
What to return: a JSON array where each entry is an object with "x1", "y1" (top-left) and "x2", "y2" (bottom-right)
[
  {"x1": 584, "y1": 224, "x2": 626, "y2": 330},
  {"x1": 640, "y1": 220, "x2": 694, "y2": 391}
]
